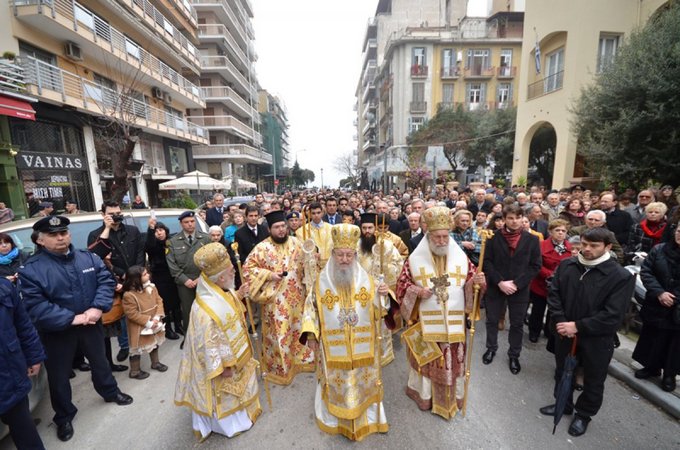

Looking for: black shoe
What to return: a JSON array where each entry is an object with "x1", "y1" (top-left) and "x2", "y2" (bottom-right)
[
  {"x1": 529, "y1": 332, "x2": 539, "y2": 343},
  {"x1": 539, "y1": 404, "x2": 573, "y2": 416},
  {"x1": 180, "y1": 338, "x2": 185, "y2": 350},
  {"x1": 482, "y1": 349, "x2": 496, "y2": 365},
  {"x1": 165, "y1": 328, "x2": 180, "y2": 340},
  {"x1": 110, "y1": 364, "x2": 128, "y2": 372},
  {"x1": 116, "y1": 348, "x2": 129, "y2": 362},
  {"x1": 634, "y1": 367, "x2": 661, "y2": 379},
  {"x1": 69, "y1": 370, "x2": 76, "y2": 379},
  {"x1": 175, "y1": 324, "x2": 185, "y2": 336},
  {"x1": 57, "y1": 421, "x2": 74, "y2": 441},
  {"x1": 509, "y1": 357, "x2": 521, "y2": 375},
  {"x1": 105, "y1": 392, "x2": 133, "y2": 405},
  {"x1": 661, "y1": 375, "x2": 677, "y2": 392},
  {"x1": 77, "y1": 362, "x2": 91, "y2": 372},
  {"x1": 568, "y1": 415, "x2": 590, "y2": 437}
]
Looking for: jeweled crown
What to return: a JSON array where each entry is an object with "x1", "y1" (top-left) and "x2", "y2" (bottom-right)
[
  {"x1": 331, "y1": 223, "x2": 361, "y2": 249},
  {"x1": 193, "y1": 242, "x2": 232, "y2": 276},
  {"x1": 422, "y1": 206, "x2": 452, "y2": 231}
]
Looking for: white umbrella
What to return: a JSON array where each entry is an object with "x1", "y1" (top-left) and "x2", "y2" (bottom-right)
[
  {"x1": 222, "y1": 177, "x2": 257, "y2": 189},
  {"x1": 159, "y1": 170, "x2": 227, "y2": 191}
]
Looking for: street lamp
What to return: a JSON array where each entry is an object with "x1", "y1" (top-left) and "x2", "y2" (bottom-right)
[{"x1": 320, "y1": 168, "x2": 324, "y2": 190}]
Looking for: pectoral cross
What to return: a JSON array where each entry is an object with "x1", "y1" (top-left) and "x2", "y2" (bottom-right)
[
  {"x1": 449, "y1": 265, "x2": 466, "y2": 287},
  {"x1": 414, "y1": 267, "x2": 434, "y2": 287},
  {"x1": 429, "y1": 274, "x2": 451, "y2": 305}
]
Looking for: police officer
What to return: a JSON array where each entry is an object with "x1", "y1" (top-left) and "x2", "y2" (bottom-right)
[
  {"x1": 19, "y1": 216, "x2": 133, "y2": 442},
  {"x1": 166, "y1": 211, "x2": 210, "y2": 334}
]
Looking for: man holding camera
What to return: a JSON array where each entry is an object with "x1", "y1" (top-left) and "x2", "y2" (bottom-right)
[{"x1": 87, "y1": 200, "x2": 146, "y2": 362}]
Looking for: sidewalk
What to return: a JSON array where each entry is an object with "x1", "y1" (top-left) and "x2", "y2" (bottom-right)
[{"x1": 609, "y1": 332, "x2": 680, "y2": 419}]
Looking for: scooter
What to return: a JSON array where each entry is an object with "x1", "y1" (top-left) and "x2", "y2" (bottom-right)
[{"x1": 622, "y1": 252, "x2": 647, "y2": 334}]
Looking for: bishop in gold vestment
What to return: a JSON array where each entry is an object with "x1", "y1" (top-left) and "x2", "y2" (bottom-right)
[
  {"x1": 175, "y1": 243, "x2": 261, "y2": 441},
  {"x1": 395, "y1": 207, "x2": 485, "y2": 420},
  {"x1": 302, "y1": 224, "x2": 390, "y2": 441},
  {"x1": 244, "y1": 211, "x2": 315, "y2": 385}
]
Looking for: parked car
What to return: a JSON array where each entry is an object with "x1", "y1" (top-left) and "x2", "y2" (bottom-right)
[{"x1": 0, "y1": 208, "x2": 207, "y2": 439}]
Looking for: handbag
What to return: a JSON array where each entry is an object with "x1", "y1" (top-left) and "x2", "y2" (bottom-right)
[{"x1": 102, "y1": 294, "x2": 124, "y2": 325}]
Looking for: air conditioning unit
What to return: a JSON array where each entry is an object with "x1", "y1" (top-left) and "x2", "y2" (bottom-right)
[
  {"x1": 163, "y1": 92, "x2": 172, "y2": 104},
  {"x1": 152, "y1": 167, "x2": 160, "y2": 174},
  {"x1": 65, "y1": 42, "x2": 82, "y2": 61},
  {"x1": 152, "y1": 87, "x2": 163, "y2": 99}
]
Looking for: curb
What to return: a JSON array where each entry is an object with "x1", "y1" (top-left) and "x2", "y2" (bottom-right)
[{"x1": 608, "y1": 359, "x2": 680, "y2": 419}]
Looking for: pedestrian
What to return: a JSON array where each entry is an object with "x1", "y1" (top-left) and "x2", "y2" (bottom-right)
[
  {"x1": 0, "y1": 232, "x2": 28, "y2": 283},
  {"x1": 19, "y1": 216, "x2": 133, "y2": 442},
  {"x1": 631, "y1": 227, "x2": 680, "y2": 392},
  {"x1": 64, "y1": 200, "x2": 83, "y2": 215},
  {"x1": 0, "y1": 201, "x2": 14, "y2": 223},
  {"x1": 483, "y1": 204, "x2": 542, "y2": 374},
  {"x1": 31, "y1": 201, "x2": 53, "y2": 218},
  {"x1": 206, "y1": 193, "x2": 226, "y2": 227},
  {"x1": 541, "y1": 227, "x2": 635, "y2": 437},
  {"x1": 0, "y1": 278, "x2": 46, "y2": 450},
  {"x1": 122, "y1": 265, "x2": 167, "y2": 380},
  {"x1": 131, "y1": 195, "x2": 147, "y2": 209}
]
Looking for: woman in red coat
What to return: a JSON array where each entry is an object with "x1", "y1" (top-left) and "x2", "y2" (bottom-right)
[{"x1": 528, "y1": 219, "x2": 572, "y2": 342}]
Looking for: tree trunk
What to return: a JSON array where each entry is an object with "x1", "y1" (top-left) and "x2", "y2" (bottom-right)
[{"x1": 109, "y1": 137, "x2": 137, "y2": 203}]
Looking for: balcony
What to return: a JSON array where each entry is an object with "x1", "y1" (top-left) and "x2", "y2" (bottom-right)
[
  {"x1": 527, "y1": 71, "x2": 564, "y2": 100},
  {"x1": 410, "y1": 101, "x2": 427, "y2": 113},
  {"x1": 441, "y1": 66, "x2": 461, "y2": 79},
  {"x1": 197, "y1": 24, "x2": 248, "y2": 67},
  {"x1": 410, "y1": 65, "x2": 428, "y2": 78},
  {"x1": 163, "y1": 0, "x2": 198, "y2": 28},
  {"x1": 496, "y1": 101, "x2": 515, "y2": 110},
  {"x1": 187, "y1": 115, "x2": 256, "y2": 141},
  {"x1": 464, "y1": 66, "x2": 495, "y2": 78},
  {"x1": 0, "y1": 59, "x2": 27, "y2": 94},
  {"x1": 362, "y1": 139, "x2": 376, "y2": 152},
  {"x1": 362, "y1": 119, "x2": 375, "y2": 136},
  {"x1": 497, "y1": 66, "x2": 516, "y2": 79},
  {"x1": 467, "y1": 101, "x2": 495, "y2": 111},
  {"x1": 200, "y1": 55, "x2": 250, "y2": 94},
  {"x1": 13, "y1": 0, "x2": 204, "y2": 108},
  {"x1": 20, "y1": 57, "x2": 208, "y2": 144},
  {"x1": 192, "y1": 144, "x2": 272, "y2": 164},
  {"x1": 200, "y1": 86, "x2": 253, "y2": 117},
  {"x1": 192, "y1": 0, "x2": 250, "y2": 47}
]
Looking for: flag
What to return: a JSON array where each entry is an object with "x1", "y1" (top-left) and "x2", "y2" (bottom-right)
[{"x1": 535, "y1": 37, "x2": 541, "y2": 74}]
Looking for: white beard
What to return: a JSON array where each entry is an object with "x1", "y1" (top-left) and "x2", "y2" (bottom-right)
[
  {"x1": 328, "y1": 257, "x2": 355, "y2": 289},
  {"x1": 427, "y1": 238, "x2": 449, "y2": 257}
]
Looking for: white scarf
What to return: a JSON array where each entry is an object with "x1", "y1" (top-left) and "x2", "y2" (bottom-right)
[{"x1": 577, "y1": 251, "x2": 611, "y2": 267}]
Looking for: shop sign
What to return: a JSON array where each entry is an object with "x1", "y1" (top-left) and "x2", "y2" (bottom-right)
[{"x1": 17, "y1": 152, "x2": 85, "y2": 170}]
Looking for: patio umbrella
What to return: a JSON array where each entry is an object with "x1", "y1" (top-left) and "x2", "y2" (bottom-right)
[
  {"x1": 222, "y1": 176, "x2": 257, "y2": 189},
  {"x1": 158, "y1": 170, "x2": 227, "y2": 191},
  {"x1": 553, "y1": 336, "x2": 578, "y2": 434}
]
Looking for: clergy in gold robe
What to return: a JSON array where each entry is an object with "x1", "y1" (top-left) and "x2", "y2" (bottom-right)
[
  {"x1": 174, "y1": 243, "x2": 261, "y2": 441},
  {"x1": 295, "y1": 202, "x2": 334, "y2": 268},
  {"x1": 302, "y1": 223, "x2": 390, "y2": 441},
  {"x1": 395, "y1": 206, "x2": 486, "y2": 420},
  {"x1": 243, "y1": 210, "x2": 315, "y2": 385},
  {"x1": 376, "y1": 213, "x2": 410, "y2": 258},
  {"x1": 357, "y1": 212, "x2": 405, "y2": 366}
]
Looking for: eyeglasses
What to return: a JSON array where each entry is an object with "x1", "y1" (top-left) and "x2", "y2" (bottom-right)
[{"x1": 639, "y1": 195, "x2": 651, "y2": 198}]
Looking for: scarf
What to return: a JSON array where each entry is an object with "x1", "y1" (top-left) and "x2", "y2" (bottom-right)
[
  {"x1": 640, "y1": 219, "x2": 666, "y2": 245},
  {"x1": 577, "y1": 251, "x2": 611, "y2": 267},
  {"x1": 143, "y1": 280, "x2": 156, "y2": 295},
  {"x1": 0, "y1": 247, "x2": 19, "y2": 265},
  {"x1": 552, "y1": 240, "x2": 567, "y2": 255},
  {"x1": 500, "y1": 227, "x2": 522, "y2": 256}
]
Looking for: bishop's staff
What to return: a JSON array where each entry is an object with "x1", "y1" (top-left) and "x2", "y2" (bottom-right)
[
  {"x1": 373, "y1": 213, "x2": 387, "y2": 427},
  {"x1": 462, "y1": 229, "x2": 492, "y2": 417},
  {"x1": 231, "y1": 242, "x2": 273, "y2": 411}
]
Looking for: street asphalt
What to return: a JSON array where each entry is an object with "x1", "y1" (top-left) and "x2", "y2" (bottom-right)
[{"x1": 2, "y1": 321, "x2": 678, "y2": 450}]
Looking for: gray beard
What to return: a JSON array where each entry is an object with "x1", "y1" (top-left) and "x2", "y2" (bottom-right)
[
  {"x1": 428, "y1": 239, "x2": 449, "y2": 257},
  {"x1": 328, "y1": 257, "x2": 355, "y2": 289}
]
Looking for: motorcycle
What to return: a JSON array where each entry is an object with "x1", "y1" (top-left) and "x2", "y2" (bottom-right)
[{"x1": 622, "y1": 252, "x2": 647, "y2": 334}]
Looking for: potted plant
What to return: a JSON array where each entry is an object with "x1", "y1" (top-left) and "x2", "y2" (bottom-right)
[{"x1": 2, "y1": 51, "x2": 16, "y2": 61}]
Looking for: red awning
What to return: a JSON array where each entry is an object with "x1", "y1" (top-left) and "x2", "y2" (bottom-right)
[{"x1": 0, "y1": 95, "x2": 36, "y2": 121}]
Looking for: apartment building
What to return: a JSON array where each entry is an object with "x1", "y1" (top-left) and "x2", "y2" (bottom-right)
[
  {"x1": 356, "y1": 0, "x2": 523, "y2": 190},
  {"x1": 0, "y1": 0, "x2": 209, "y2": 210},
  {"x1": 188, "y1": 0, "x2": 269, "y2": 192},
  {"x1": 512, "y1": 0, "x2": 668, "y2": 189},
  {"x1": 258, "y1": 89, "x2": 289, "y2": 192}
]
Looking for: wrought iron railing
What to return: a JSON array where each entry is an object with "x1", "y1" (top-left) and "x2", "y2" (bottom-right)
[{"x1": 527, "y1": 70, "x2": 564, "y2": 100}]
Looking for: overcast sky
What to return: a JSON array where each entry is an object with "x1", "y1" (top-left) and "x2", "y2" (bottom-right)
[{"x1": 252, "y1": 0, "x2": 487, "y2": 188}]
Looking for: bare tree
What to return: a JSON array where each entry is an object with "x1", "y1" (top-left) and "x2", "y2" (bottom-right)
[{"x1": 333, "y1": 152, "x2": 361, "y2": 189}]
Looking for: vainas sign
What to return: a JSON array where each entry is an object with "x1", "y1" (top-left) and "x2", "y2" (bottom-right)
[{"x1": 17, "y1": 152, "x2": 85, "y2": 170}]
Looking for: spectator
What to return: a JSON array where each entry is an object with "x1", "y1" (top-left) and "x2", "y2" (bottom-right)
[
  {"x1": 624, "y1": 189, "x2": 655, "y2": 223},
  {"x1": 206, "y1": 193, "x2": 226, "y2": 227},
  {"x1": 627, "y1": 202, "x2": 668, "y2": 254},
  {"x1": 658, "y1": 185, "x2": 678, "y2": 210},
  {"x1": 31, "y1": 201, "x2": 53, "y2": 218},
  {"x1": 130, "y1": 195, "x2": 147, "y2": 209},
  {"x1": 26, "y1": 192, "x2": 40, "y2": 217},
  {"x1": 0, "y1": 278, "x2": 46, "y2": 449},
  {"x1": 568, "y1": 210, "x2": 625, "y2": 263},
  {"x1": 322, "y1": 197, "x2": 342, "y2": 224},
  {"x1": 474, "y1": 210, "x2": 488, "y2": 230},
  {"x1": 597, "y1": 192, "x2": 634, "y2": 245},
  {"x1": 224, "y1": 210, "x2": 244, "y2": 244},
  {"x1": 527, "y1": 205, "x2": 549, "y2": 239},
  {"x1": 468, "y1": 189, "x2": 493, "y2": 216},
  {"x1": 64, "y1": 200, "x2": 83, "y2": 215},
  {"x1": 542, "y1": 192, "x2": 564, "y2": 222},
  {"x1": 208, "y1": 225, "x2": 228, "y2": 246},
  {"x1": 399, "y1": 212, "x2": 422, "y2": 253},
  {"x1": 0, "y1": 201, "x2": 14, "y2": 223},
  {"x1": 234, "y1": 205, "x2": 269, "y2": 264},
  {"x1": 559, "y1": 198, "x2": 586, "y2": 228},
  {"x1": 451, "y1": 210, "x2": 481, "y2": 265},
  {"x1": 19, "y1": 216, "x2": 133, "y2": 442},
  {"x1": 0, "y1": 232, "x2": 27, "y2": 283}
]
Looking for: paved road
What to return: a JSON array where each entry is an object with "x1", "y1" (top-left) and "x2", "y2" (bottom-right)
[{"x1": 2, "y1": 323, "x2": 678, "y2": 450}]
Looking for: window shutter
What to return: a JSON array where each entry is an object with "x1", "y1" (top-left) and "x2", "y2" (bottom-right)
[
  {"x1": 480, "y1": 83, "x2": 487, "y2": 103},
  {"x1": 465, "y1": 83, "x2": 471, "y2": 102},
  {"x1": 509, "y1": 83, "x2": 514, "y2": 102}
]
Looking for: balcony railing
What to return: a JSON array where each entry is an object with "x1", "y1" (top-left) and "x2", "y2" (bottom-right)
[
  {"x1": 464, "y1": 66, "x2": 495, "y2": 78},
  {"x1": 410, "y1": 65, "x2": 428, "y2": 77},
  {"x1": 191, "y1": 0, "x2": 249, "y2": 45},
  {"x1": 168, "y1": 0, "x2": 198, "y2": 26},
  {"x1": 187, "y1": 115, "x2": 255, "y2": 139},
  {"x1": 0, "y1": 59, "x2": 26, "y2": 93},
  {"x1": 197, "y1": 24, "x2": 248, "y2": 66},
  {"x1": 200, "y1": 86, "x2": 252, "y2": 115},
  {"x1": 20, "y1": 57, "x2": 207, "y2": 143},
  {"x1": 441, "y1": 66, "x2": 461, "y2": 78},
  {"x1": 527, "y1": 71, "x2": 564, "y2": 100},
  {"x1": 199, "y1": 55, "x2": 249, "y2": 92},
  {"x1": 497, "y1": 66, "x2": 517, "y2": 78},
  {"x1": 410, "y1": 101, "x2": 427, "y2": 113},
  {"x1": 13, "y1": 0, "x2": 203, "y2": 104},
  {"x1": 192, "y1": 144, "x2": 272, "y2": 163}
]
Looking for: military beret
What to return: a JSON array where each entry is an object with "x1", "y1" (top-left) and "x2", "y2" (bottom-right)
[
  {"x1": 39, "y1": 201, "x2": 53, "y2": 209},
  {"x1": 33, "y1": 215, "x2": 70, "y2": 233},
  {"x1": 286, "y1": 211, "x2": 300, "y2": 220},
  {"x1": 178, "y1": 211, "x2": 195, "y2": 221}
]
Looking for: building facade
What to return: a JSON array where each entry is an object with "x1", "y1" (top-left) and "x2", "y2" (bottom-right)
[
  {"x1": 1, "y1": 0, "x2": 209, "y2": 210},
  {"x1": 512, "y1": 0, "x2": 668, "y2": 189},
  {"x1": 258, "y1": 89, "x2": 289, "y2": 192},
  {"x1": 188, "y1": 0, "x2": 270, "y2": 193}
]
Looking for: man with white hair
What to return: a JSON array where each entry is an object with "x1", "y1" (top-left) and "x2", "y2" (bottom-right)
[
  {"x1": 396, "y1": 206, "x2": 486, "y2": 419},
  {"x1": 301, "y1": 224, "x2": 390, "y2": 440},
  {"x1": 542, "y1": 192, "x2": 564, "y2": 222},
  {"x1": 567, "y1": 210, "x2": 625, "y2": 263},
  {"x1": 469, "y1": 189, "x2": 492, "y2": 217},
  {"x1": 175, "y1": 243, "x2": 261, "y2": 440}
]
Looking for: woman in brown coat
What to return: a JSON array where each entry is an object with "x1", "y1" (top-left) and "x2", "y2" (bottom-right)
[{"x1": 122, "y1": 266, "x2": 167, "y2": 379}]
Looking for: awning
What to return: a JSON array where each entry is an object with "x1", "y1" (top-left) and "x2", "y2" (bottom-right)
[{"x1": 0, "y1": 95, "x2": 36, "y2": 121}]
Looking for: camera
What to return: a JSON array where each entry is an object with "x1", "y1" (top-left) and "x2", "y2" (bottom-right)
[{"x1": 111, "y1": 213, "x2": 125, "y2": 223}]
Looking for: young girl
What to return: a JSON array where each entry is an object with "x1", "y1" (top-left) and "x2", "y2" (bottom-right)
[{"x1": 122, "y1": 265, "x2": 167, "y2": 379}]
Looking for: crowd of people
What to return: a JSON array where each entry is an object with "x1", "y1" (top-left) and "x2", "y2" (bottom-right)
[{"x1": 1, "y1": 181, "x2": 679, "y2": 447}]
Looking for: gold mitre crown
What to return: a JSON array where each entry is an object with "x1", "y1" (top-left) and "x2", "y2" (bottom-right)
[
  {"x1": 422, "y1": 206, "x2": 452, "y2": 231},
  {"x1": 193, "y1": 242, "x2": 232, "y2": 276},
  {"x1": 331, "y1": 223, "x2": 360, "y2": 249}
]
